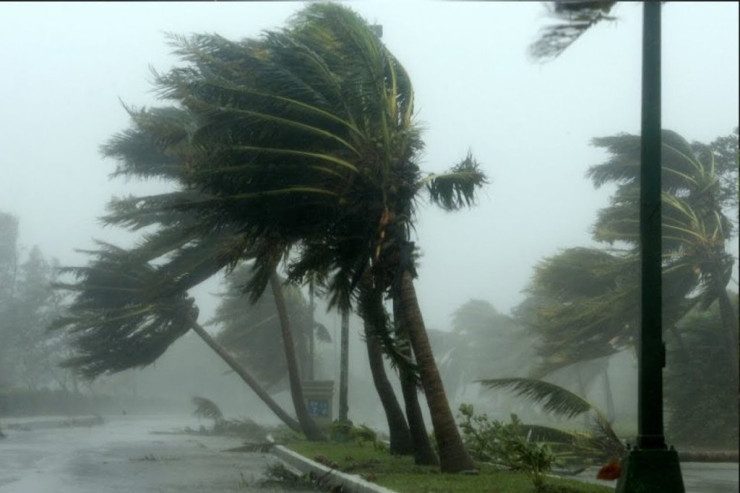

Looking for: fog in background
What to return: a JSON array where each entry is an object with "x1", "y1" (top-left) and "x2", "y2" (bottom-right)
[{"x1": 1, "y1": 2, "x2": 737, "y2": 428}]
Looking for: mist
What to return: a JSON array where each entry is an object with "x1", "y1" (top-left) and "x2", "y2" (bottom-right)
[{"x1": 0, "y1": 2, "x2": 737, "y2": 491}]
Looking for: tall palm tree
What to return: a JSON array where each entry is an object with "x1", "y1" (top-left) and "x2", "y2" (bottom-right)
[
  {"x1": 50, "y1": 242, "x2": 302, "y2": 433},
  {"x1": 98, "y1": 104, "x2": 326, "y2": 441},
  {"x1": 144, "y1": 4, "x2": 486, "y2": 472}
]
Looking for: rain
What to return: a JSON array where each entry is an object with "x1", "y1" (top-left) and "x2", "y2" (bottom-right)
[{"x1": 0, "y1": 2, "x2": 737, "y2": 492}]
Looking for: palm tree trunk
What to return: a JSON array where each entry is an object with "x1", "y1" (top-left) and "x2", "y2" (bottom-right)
[
  {"x1": 398, "y1": 361, "x2": 440, "y2": 465},
  {"x1": 392, "y1": 295, "x2": 439, "y2": 465},
  {"x1": 308, "y1": 289, "x2": 316, "y2": 381},
  {"x1": 188, "y1": 321, "x2": 301, "y2": 433},
  {"x1": 397, "y1": 270, "x2": 475, "y2": 473},
  {"x1": 363, "y1": 323, "x2": 415, "y2": 455},
  {"x1": 339, "y1": 307, "x2": 350, "y2": 422},
  {"x1": 270, "y1": 273, "x2": 326, "y2": 441}
]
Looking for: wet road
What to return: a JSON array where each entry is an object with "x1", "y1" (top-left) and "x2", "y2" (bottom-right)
[
  {"x1": 572, "y1": 462, "x2": 739, "y2": 493},
  {"x1": 1, "y1": 415, "x2": 737, "y2": 492},
  {"x1": 0, "y1": 415, "x2": 314, "y2": 493}
]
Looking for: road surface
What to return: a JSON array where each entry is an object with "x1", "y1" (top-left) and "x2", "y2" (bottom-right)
[{"x1": 0, "y1": 414, "x2": 315, "y2": 493}]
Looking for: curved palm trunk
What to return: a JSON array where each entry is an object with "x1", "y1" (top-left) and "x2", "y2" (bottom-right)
[
  {"x1": 392, "y1": 296, "x2": 439, "y2": 465},
  {"x1": 398, "y1": 360, "x2": 440, "y2": 465},
  {"x1": 364, "y1": 324, "x2": 415, "y2": 455},
  {"x1": 188, "y1": 321, "x2": 301, "y2": 433},
  {"x1": 397, "y1": 270, "x2": 475, "y2": 473},
  {"x1": 270, "y1": 273, "x2": 326, "y2": 441}
]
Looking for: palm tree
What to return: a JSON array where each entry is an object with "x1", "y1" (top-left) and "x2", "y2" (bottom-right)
[
  {"x1": 50, "y1": 242, "x2": 302, "y2": 433},
  {"x1": 98, "y1": 100, "x2": 326, "y2": 440},
  {"x1": 90, "y1": 3, "x2": 485, "y2": 470},
  {"x1": 143, "y1": 4, "x2": 485, "y2": 472},
  {"x1": 587, "y1": 130, "x2": 737, "y2": 390},
  {"x1": 525, "y1": 130, "x2": 736, "y2": 385}
]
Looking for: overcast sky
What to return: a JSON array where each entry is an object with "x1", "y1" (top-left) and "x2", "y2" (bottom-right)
[{"x1": 1, "y1": 2, "x2": 737, "y2": 331}]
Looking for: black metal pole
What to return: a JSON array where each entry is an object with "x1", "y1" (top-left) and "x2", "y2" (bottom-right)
[
  {"x1": 616, "y1": 4, "x2": 684, "y2": 490},
  {"x1": 637, "y1": 0, "x2": 665, "y2": 452}
]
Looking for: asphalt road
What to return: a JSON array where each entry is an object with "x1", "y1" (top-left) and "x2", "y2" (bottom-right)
[
  {"x1": 569, "y1": 461, "x2": 738, "y2": 493},
  {"x1": 0, "y1": 414, "x2": 314, "y2": 493},
  {"x1": 1, "y1": 415, "x2": 736, "y2": 493}
]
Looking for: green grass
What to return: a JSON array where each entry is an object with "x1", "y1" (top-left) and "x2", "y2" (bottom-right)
[{"x1": 286, "y1": 441, "x2": 613, "y2": 493}]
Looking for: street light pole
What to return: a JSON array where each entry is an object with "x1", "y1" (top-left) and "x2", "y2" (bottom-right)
[{"x1": 616, "y1": 3, "x2": 685, "y2": 490}]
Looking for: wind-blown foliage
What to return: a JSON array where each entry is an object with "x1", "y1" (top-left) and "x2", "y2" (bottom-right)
[
  {"x1": 51, "y1": 242, "x2": 197, "y2": 379},
  {"x1": 528, "y1": 1, "x2": 618, "y2": 62},
  {"x1": 524, "y1": 130, "x2": 736, "y2": 377},
  {"x1": 665, "y1": 299, "x2": 739, "y2": 448},
  {"x1": 478, "y1": 377, "x2": 625, "y2": 462},
  {"x1": 57, "y1": 3, "x2": 486, "y2": 468}
]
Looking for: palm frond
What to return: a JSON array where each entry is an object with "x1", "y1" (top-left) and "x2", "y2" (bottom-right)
[
  {"x1": 192, "y1": 396, "x2": 224, "y2": 422},
  {"x1": 424, "y1": 152, "x2": 488, "y2": 211},
  {"x1": 478, "y1": 377, "x2": 596, "y2": 419},
  {"x1": 528, "y1": 1, "x2": 618, "y2": 63}
]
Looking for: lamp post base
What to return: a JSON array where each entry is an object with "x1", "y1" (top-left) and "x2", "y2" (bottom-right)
[{"x1": 616, "y1": 446, "x2": 685, "y2": 493}]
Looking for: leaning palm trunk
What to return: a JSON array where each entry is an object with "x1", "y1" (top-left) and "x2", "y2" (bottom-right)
[
  {"x1": 188, "y1": 321, "x2": 301, "y2": 432},
  {"x1": 270, "y1": 273, "x2": 326, "y2": 441},
  {"x1": 392, "y1": 295, "x2": 440, "y2": 465},
  {"x1": 364, "y1": 324, "x2": 415, "y2": 455},
  {"x1": 398, "y1": 359, "x2": 440, "y2": 465},
  {"x1": 397, "y1": 270, "x2": 475, "y2": 473}
]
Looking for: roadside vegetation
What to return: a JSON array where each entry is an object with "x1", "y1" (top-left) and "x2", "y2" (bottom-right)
[{"x1": 285, "y1": 439, "x2": 611, "y2": 493}]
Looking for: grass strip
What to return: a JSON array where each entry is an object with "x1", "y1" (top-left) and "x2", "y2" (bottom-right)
[{"x1": 286, "y1": 441, "x2": 614, "y2": 493}]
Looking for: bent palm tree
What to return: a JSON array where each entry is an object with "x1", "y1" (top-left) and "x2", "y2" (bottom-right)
[
  {"x1": 50, "y1": 242, "x2": 302, "y2": 433},
  {"x1": 96, "y1": 3, "x2": 484, "y2": 470},
  {"x1": 151, "y1": 4, "x2": 485, "y2": 471}
]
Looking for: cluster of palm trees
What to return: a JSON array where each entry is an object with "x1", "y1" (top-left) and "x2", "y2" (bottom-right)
[{"x1": 52, "y1": 3, "x2": 486, "y2": 473}]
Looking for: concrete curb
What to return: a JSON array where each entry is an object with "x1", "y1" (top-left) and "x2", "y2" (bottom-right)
[{"x1": 272, "y1": 444, "x2": 398, "y2": 493}]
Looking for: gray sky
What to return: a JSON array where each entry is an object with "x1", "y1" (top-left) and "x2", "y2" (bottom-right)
[{"x1": 1, "y1": 1, "x2": 737, "y2": 331}]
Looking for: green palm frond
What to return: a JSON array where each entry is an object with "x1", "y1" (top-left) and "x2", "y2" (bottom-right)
[
  {"x1": 50, "y1": 242, "x2": 199, "y2": 379},
  {"x1": 424, "y1": 152, "x2": 488, "y2": 211},
  {"x1": 477, "y1": 377, "x2": 624, "y2": 460},
  {"x1": 478, "y1": 377, "x2": 599, "y2": 419}
]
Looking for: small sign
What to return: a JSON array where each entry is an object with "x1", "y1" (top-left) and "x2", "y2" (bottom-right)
[{"x1": 307, "y1": 398, "x2": 329, "y2": 417}]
